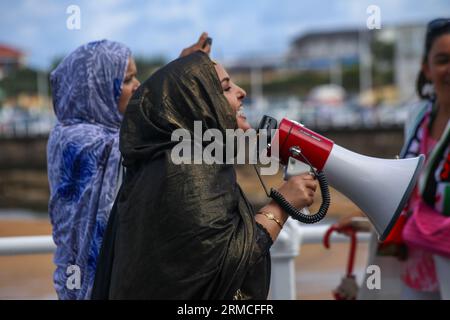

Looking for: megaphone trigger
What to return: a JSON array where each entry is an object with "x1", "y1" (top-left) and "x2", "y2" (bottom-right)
[{"x1": 256, "y1": 116, "x2": 331, "y2": 224}]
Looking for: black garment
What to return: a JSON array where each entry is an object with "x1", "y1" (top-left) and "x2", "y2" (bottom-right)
[{"x1": 92, "y1": 52, "x2": 273, "y2": 300}]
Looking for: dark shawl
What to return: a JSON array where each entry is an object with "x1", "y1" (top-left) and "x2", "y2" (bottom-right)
[{"x1": 92, "y1": 51, "x2": 272, "y2": 300}]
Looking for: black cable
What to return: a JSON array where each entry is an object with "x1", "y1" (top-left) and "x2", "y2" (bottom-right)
[{"x1": 269, "y1": 171, "x2": 330, "y2": 224}]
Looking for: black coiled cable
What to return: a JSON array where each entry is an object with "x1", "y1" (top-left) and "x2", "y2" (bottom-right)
[{"x1": 269, "y1": 171, "x2": 330, "y2": 224}]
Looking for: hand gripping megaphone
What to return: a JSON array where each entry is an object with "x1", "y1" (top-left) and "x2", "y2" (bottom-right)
[{"x1": 258, "y1": 115, "x2": 424, "y2": 241}]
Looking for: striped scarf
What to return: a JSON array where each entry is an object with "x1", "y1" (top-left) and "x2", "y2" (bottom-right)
[{"x1": 401, "y1": 102, "x2": 450, "y2": 215}]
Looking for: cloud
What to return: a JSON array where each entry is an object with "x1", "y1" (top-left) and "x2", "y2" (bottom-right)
[
  {"x1": 80, "y1": 10, "x2": 138, "y2": 40},
  {"x1": 1, "y1": 0, "x2": 450, "y2": 69}
]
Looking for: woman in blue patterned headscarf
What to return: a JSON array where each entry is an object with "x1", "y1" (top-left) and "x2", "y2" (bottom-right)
[{"x1": 47, "y1": 40, "x2": 140, "y2": 299}]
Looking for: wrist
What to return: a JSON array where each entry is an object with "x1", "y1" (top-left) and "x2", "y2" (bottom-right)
[{"x1": 260, "y1": 201, "x2": 289, "y2": 224}]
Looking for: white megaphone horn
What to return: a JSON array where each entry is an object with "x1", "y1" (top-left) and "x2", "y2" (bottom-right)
[{"x1": 258, "y1": 116, "x2": 424, "y2": 241}]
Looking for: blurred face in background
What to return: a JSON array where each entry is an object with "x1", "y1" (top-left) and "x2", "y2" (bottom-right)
[
  {"x1": 214, "y1": 63, "x2": 251, "y2": 131},
  {"x1": 118, "y1": 57, "x2": 140, "y2": 114},
  {"x1": 423, "y1": 34, "x2": 450, "y2": 106}
]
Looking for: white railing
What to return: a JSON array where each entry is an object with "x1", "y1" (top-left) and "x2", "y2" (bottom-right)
[
  {"x1": 0, "y1": 221, "x2": 371, "y2": 300},
  {"x1": 0, "y1": 235, "x2": 55, "y2": 255},
  {"x1": 269, "y1": 220, "x2": 371, "y2": 300}
]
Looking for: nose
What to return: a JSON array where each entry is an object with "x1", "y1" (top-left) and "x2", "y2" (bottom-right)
[
  {"x1": 133, "y1": 80, "x2": 141, "y2": 93},
  {"x1": 237, "y1": 86, "x2": 246, "y2": 101}
]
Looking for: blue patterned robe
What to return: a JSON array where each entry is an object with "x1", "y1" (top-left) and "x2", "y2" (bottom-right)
[{"x1": 47, "y1": 40, "x2": 130, "y2": 299}]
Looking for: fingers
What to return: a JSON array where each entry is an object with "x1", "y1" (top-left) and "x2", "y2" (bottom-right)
[
  {"x1": 179, "y1": 47, "x2": 189, "y2": 58},
  {"x1": 201, "y1": 43, "x2": 211, "y2": 55},
  {"x1": 298, "y1": 179, "x2": 317, "y2": 206},
  {"x1": 196, "y1": 32, "x2": 208, "y2": 46},
  {"x1": 277, "y1": 172, "x2": 319, "y2": 209},
  {"x1": 304, "y1": 195, "x2": 314, "y2": 207},
  {"x1": 289, "y1": 174, "x2": 317, "y2": 191},
  {"x1": 198, "y1": 33, "x2": 211, "y2": 55},
  {"x1": 296, "y1": 172, "x2": 315, "y2": 180},
  {"x1": 179, "y1": 32, "x2": 211, "y2": 57},
  {"x1": 303, "y1": 179, "x2": 317, "y2": 192}
]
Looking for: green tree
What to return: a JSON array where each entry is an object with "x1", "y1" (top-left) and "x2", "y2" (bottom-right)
[
  {"x1": 0, "y1": 67, "x2": 40, "y2": 97},
  {"x1": 134, "y1": 56, "x2": 167, "y2": 81},
  {"x1": 371, "y1": 38, "x2": 395, "y2": 87}
]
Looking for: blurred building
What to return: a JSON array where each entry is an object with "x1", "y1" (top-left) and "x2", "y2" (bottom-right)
[
  {"x1": 288, "y1": 23, "x2": 428, "y2": 103},
  {"x1": 307, "y1": 84, "x2": 346, "y2": 107},
  {"x1": 393, "y1": 24, "x2": 426, "y2": 102},
  {"x1": 287, "y1": 29, "x2": 374, "y2": 92},
  {"x1": 288, "y1": 29, "x2": 363, "y2": 69},
  {"x1": 222, "y1": 22, "x2": 427, "y2": 109},
  {"x1": 0, "y1": 44, "x2": 25, "y2": 80}
]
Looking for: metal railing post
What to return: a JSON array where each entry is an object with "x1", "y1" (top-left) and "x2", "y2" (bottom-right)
[{"x1": 270, "y1": 219, "x2": 303, "y2": 300}]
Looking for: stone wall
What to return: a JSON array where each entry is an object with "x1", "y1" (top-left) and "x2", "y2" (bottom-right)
[{"x1": 0, "y1": 128, "x2": 405, "y2": 211}]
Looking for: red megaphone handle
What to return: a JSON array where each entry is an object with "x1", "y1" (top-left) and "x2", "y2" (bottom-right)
[
  {"x1": 323, "y1": 225, "x2": 339, "y2": 249},
  {"x1": 323, "y1": 225, "x2": 358, "y2": 276},
  {"x1": 323, "y1": 224, "x2": 353, "y2": 248}
]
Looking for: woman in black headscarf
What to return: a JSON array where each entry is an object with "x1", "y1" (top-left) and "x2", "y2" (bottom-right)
[{"x1": 92, "y1": 51, "x2": 317, "y2": 300}]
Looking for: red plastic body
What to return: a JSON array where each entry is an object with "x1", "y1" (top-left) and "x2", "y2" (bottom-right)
[{"x1": 274, "y1": 118, "x2": 334, "y2": 170}]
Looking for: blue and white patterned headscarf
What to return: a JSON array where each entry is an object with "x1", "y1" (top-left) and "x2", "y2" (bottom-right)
[{"x1": 47, "y1": 40, "x2": 131, "y2": 299}]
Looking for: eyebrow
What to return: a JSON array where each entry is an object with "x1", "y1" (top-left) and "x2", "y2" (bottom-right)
[{"x1": 221, "y1": 77, "x2": 230, "y2": 84}]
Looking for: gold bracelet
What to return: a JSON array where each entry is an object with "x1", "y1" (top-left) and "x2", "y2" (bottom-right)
[{"x1": 257, "y1": 211, "x2": 283, "y2": 229}]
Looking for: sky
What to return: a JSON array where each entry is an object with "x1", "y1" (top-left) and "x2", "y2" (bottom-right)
[{"x1": 1, "y1": 0, "x2": 449, "y2": 70}]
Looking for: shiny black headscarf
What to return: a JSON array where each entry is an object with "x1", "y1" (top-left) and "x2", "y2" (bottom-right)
[{"x1": 92, "y1": 51, "x2": 270, "y2": 299}]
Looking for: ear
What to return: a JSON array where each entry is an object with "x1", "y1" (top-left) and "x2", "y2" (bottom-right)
[{"x1": 422, "y1": 60, "x2": 432, "y2": 82}]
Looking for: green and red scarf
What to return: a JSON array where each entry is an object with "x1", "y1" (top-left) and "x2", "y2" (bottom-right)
[{"x1": 401, "y1": 101, "x2": 450, "y2": 215}]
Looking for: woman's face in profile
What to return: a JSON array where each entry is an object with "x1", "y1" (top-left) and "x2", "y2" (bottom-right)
[
  {"x1": 118, "y1": 57, "x2": 140, "y2": 114},
  {"x1": 424, "y1": 34, "x2": 450, "y2": 103},
  {"x1": 214, "y1": 63, "x2": 251, "y2": 131}
]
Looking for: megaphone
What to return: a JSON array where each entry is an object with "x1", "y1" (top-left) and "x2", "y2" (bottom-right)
[{"x1": 258, "y1": 116, "x2": 424, "y2": 241}]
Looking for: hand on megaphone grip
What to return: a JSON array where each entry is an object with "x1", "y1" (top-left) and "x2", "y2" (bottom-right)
[{"x1": 277, "y1": 173, "x2": 317, "y2": 210}]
